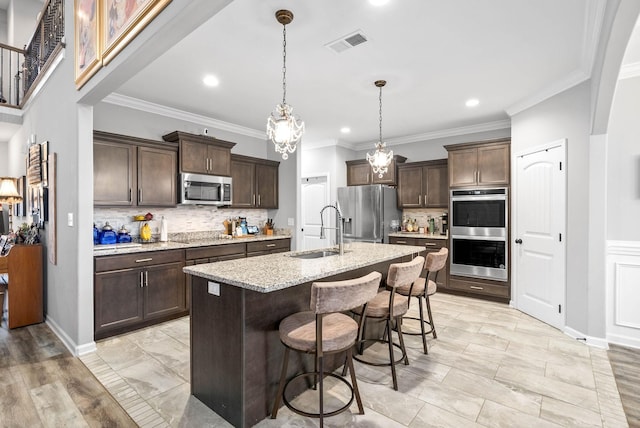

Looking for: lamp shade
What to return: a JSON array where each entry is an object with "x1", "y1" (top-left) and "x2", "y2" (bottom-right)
[{"x1": 0, "y1": 177, "x2": 22, "y2": 203}]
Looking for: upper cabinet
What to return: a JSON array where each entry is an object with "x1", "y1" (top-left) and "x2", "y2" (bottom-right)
[
  {"x1": 346, "y1": 155, "x2": 407, "y2": 186},
  {"x1": 445, "y1": 139, "x2": 510, "y2": 188},
  {"x1": 230, "y1": 154, "x2": 279, "y2": 209},
  {"x1": 397, "y1": 159, "x2": 448, "y2": 208},
  {"x1": 162, "y1": 131, "x2": 236, "y2": 176},
  {"x1": 94, "y1": 131, "x2": 177, "y2": 207}
]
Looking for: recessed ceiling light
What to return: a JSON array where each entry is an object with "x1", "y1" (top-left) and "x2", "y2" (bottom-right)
[
  {"x1": 203, "y1": 75, "x2": 219, "y2": 87},
  {"x1": 340, "y1": 127, "x2": 351, "y2": 134},
  {"x1": 369, "y1": 0, "x2": 390, "y2": 6},
  {"x1": 465, "y1": 98, "x2": 479, "y2": 107}
]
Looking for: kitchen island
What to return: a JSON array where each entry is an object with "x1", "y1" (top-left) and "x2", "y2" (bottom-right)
[{"x1": 184, "y1": 242, "x2": 424, "y2": 428}]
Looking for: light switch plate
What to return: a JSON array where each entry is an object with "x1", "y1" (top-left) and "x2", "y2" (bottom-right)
[
  {"x1": 67, "y1": 213, "x2": 73, "y2": 226},
  {"x1": 208, "y1": 281, "x2": 220, "y2": 296},
  {"x1": 287, "y1": 218, "x2": 294, "y2": 226}
]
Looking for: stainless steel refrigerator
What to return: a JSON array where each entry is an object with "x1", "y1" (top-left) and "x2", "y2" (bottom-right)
[{"x1": 337, "y1": 185, "x2": 401, "y2": 243}]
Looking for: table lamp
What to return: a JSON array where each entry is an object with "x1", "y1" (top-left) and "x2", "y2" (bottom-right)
[{"x1": 0, "y1": 177, "x2": 23, "y2": 232}]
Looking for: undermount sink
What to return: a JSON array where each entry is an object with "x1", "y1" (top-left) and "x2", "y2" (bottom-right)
[{"x1": 289, "y1": 249, "x2": 347, "y2": 259}]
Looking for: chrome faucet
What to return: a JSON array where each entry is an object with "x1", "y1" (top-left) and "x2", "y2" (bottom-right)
[{"x1": 319, "y1": 203, "x2": 344, "y2": 255}]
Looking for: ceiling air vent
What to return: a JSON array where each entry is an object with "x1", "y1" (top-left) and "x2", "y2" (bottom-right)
[{"x1": 325, "y1": 30, "x2": 368, "y2": 54}]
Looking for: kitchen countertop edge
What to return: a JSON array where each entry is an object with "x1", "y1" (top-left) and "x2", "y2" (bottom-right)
[
  {"x1": 184, "y1": 242, "x2": 425, "y2": 293},
  {"x1": 389, "y1": 232, "x2": 448, "y2": 240},
  {"x1": 93, "y1": 235, "x2": 292, "y2": 256}
]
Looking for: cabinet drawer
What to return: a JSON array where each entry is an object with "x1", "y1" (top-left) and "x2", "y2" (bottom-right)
[
  {"x1": 246, "y1": 238, "x2": 291, "y2": 253},
  {"x1": 95, "y1": 250, "x2": 184, "y2": 272},
  {"x1": 448, "y1": 276, "x2": 509, "y2": 298},
  {"x1": 185, "y1": 243, "x2": 246, "y2": 261},
  {"x1": 389, "y1": 236, "x2": 418, "y2": 246}
]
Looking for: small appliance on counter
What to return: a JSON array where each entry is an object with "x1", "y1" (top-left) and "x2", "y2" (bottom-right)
[{"x1": 441, "y1": 213, "x2": 448, "y2": 236}]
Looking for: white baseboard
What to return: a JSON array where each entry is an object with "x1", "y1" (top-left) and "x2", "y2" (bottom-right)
[
  {"x1": 607, "y1": 333, "x2": 640, "y2": 350},
  {"x1": 46, "y1": 316, "x2": 96, "y2": 357},
  {"x1": 564, "y1": 326, "x2": 609, "y2": 349}
]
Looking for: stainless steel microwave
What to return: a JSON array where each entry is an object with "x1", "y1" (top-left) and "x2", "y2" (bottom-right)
[{"x1": 179, "y1": 173, "x2": 232, "y2": 206}]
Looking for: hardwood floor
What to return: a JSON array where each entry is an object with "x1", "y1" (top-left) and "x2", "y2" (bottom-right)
[
  {"x1": 0, "y1": 321, "x2": 135, "y2": 427},
  {"x1": 608, "y1": 344, "x2": 640, "y2": 427}
]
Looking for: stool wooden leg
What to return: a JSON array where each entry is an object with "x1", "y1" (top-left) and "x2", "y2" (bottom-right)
[
  {"x1": 271, "y1": 347, "x2": 290, "y2": 418},
  {"x1": 346, "y1": 348, "x2": 364, "y2": 414},
  {"x1": 426, "y1": 295, "x2": 437, "y2": 339}
]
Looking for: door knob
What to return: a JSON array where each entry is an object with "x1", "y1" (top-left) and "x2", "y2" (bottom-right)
[{"x1": 515, "y1": 238, "x2": 523, "y2": 244}]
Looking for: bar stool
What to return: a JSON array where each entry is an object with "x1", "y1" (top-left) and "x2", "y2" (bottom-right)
[
  {"x1": 396, "y1": 247, "x2": 448, "y2": 354},
  {"x1": 271, "y1": 271, "x2": 382, "y2": 427},
  {"x1": 350, "y1": 256, "x2": 424, "y2": 390}
]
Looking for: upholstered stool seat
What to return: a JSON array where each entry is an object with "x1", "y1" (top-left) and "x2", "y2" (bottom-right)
[
  {"x1": 271, "y1": 271, "x2": 382, "y2": 427},
  {"x1": 350, "y1": 256, "x2": 424, "y2": 390},
  {"x1": 397, "y1": 247, "x2": 448, "y2": 354},
  {"x1": 280, "y1": 311, "x2": 358, "y2": 353}
]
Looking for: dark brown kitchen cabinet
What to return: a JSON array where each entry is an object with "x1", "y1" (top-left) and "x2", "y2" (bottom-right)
[
  {"x1": 230, "y1": 154, "x2": 279, "y2": 209},
  {"x1": 389, "y1": 236, "x2": 448, "y2": 288},
  {"x1": 246, "y1": 238, "x2": 291, "y2": 257},
  {"x1": 163, "y1": 131, "x2": 236, "y2": 176},
  {"x1": 94, "y1": 250, "x2": 186, "y2": 340},
  {"x1": 93, "y1": 131, "x2": 178, "y2": 207},
  {"x1": 346, "y1": 155, "x2": 407, "y2": 186},
  {"x1": 445, "y1": 139, "x2": 510, "y2": 188},
  {"x1": 397, "y1": 159, "x2": 448, "y2": 208}
]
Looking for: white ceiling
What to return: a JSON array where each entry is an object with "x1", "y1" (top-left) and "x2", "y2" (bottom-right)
[{"x1": 113, "y1": 0, "x2": 599, "y2": 150}]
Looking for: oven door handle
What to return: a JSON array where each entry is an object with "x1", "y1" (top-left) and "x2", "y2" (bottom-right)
[{"x1": 451, "y1": 234, "x2": 507, "y2": 242}]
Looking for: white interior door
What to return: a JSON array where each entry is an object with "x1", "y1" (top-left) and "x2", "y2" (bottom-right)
[
  {"x1": 301, "y1": 175, "x2": 330, "y2": 250},
  {"x1": 514, "y1": 141, "x2": 566, "y2": 330}
]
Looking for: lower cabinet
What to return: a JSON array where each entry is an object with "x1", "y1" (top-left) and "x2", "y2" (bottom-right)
[
  {"x1": 446, "y1": 276, "x2": 510, "y2": 299},
  {"x1": 94, "y1": 250, "x2": 187, "y2": 340},
  {"x1": 389, "y1": 236, "x2": 448, "y2": 289}
]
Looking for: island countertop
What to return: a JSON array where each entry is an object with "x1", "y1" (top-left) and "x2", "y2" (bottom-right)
[{"x1": 184, "y1": 242, "x2": 425, "y2": 293}]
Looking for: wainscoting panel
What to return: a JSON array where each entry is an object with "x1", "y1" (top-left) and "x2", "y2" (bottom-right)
[{"x1": 607, "y1": 241, "x2": 640, "y2": 348}]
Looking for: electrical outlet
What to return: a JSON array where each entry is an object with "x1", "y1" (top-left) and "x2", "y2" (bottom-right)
[{"x1": 208, "y1": 281, "x2": 220, "y2": 296}]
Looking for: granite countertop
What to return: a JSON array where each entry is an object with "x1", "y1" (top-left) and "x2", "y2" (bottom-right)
[
  {"x1": 93, "y1": 234, "x2": 292, "y2": 256},
  {"x1": 184, "y1": 242, "x2": 425, "y2": 293},
  {"x1": 389, "y1": 232, "x2": 449, "y2": 240}
]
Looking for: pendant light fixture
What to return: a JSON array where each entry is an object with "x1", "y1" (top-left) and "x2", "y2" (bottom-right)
[
  {"x1": 266, "y1": 9, "x2": 305, "y2": 160},
  {"x1": 366, "y1": 80, "x2": 393, "y2": 178}
]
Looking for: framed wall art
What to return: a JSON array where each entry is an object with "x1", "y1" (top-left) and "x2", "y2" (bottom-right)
[
  {"x1": 102, "y1": 0, "x2": 172, "y2": 65},
  {"x1": 74, "y1": 0, "x2": 101, "y2": 88}
]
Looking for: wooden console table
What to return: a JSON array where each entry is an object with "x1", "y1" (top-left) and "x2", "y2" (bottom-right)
[{"x1": 0, "y1": 244, "x2": 43, "y2": 328}]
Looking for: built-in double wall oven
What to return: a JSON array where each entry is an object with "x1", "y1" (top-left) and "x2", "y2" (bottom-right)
[{"x1": 450, "y1": 188, "x2": 508, "y2": 281}]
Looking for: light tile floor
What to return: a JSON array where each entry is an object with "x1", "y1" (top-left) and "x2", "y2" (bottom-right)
[{"x1": 80, "y1": 293, "x2": 629, "y2": 427}]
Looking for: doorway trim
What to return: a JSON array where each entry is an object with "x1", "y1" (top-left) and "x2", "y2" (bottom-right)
[{"x1": 298, "y1": 173, "x2": 331, "y2": 250}]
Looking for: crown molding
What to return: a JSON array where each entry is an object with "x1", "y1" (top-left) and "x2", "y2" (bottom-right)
[
  {"x1": 102, "y1": 93, "x2": 266, "y2": 140},
  {"x1": 505, "y1": 69, "x2": 590, "y2": 117},
  {"x1": 619, "y1": 61, "x2": 640, "y2": 80},
  {"x1": 352, "y1": 119, "x2": 511, "y2": 151}
]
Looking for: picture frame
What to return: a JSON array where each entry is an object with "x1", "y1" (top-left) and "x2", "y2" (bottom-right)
[
  {"x1": 102, "y1": 0, "x2": 172, "y2": 65},
  {"x1": 27, "y1": 144, "x2": 41, "y2": 185},
  {"x1": 13, "y1": 176, "x2": 26, "y2": 218},
  {"x1": 74, "y1": 0, "x2": 102, "y2": 89},
  {"x1": 41, "y1": 141, "x2": 49, "y2": 188}
]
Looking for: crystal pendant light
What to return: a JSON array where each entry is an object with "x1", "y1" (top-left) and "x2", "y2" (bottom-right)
[
  {"x1": 366, "y1": 80, "x2": 393, "y2": 178},
  {"x1": 266, "y1": 9, "x2": 304, "y2": 160}
]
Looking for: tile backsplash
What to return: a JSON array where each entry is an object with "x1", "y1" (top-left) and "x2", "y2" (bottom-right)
[
  {"x1": 94, "y1": 206, "x2": 269, "y2": 239},
  {"x1": 402, "y1": 208, "x2": 448, "y2": 233}
]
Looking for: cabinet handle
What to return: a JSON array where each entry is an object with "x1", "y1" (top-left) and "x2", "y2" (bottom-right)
[
  {"x1": 477, "y1": 170, "x2": 480, "y2": 183},
  {"x1": 138, "y1": 188, "x2": 142, "y2": 203},
  {"x1": 266, "y1": 243, "x2": 276, "y2": 248},
  {"x1": 129, "y1": 188, "x2": 132, "y2": 203},
  {"x1": 139, "y1": 272, "x2": 144, "y2": 288},
  {"x1": 145, "y1": 271, "x2": 149, "y2": 287},
  {"x1": 253, "y1": 194, "x2": 256, "y2": 205},
  {"x1": 418, "y1": 195, "x2": 421, "y2": 205},
  {"x1": 396, "y1": 240, "x2": 407, "y2": 244},
  {"x1": 258, "y1": 195, "x2": 261, "y2": 206},
  {"x1": 425, "y1": 242, "x2": 437, "y2": 246},
  {"x1": 135, "y1": 258, "x2": 153, "y2": 263},
  {"x1": 470, "y1": 285, "x2": 484, "y2": 290}
]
